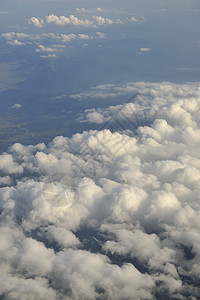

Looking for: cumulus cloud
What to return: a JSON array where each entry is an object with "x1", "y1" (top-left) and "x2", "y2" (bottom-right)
[
  {"x1": 36, "y1": 45, "x2": 63, "y2": 58},
  {"x1": 8, "y1": 39, "x2": 24, "y2": 46},
  {"x1": 2, "y1": 32, "x2": 40, "y2": 42},
  {"x1": 0, "y1": 153, "x2": 23, "y2": 174},
  {"x1": 92, "y1": 16, "x2": 113, "y2": 26},
  {"x1": 28, "y1": 17, "x2": 45, "y2": 27},
  {"x1": 1, "y1": 82, "x2": 200, "y2": 298},
  {"x1": 59, "y1": 33, "x2": 76, "y2": 42},
  {"x1": 1, "y1": 32, "x2": 102, "y2": 52},
  {"x1": 96, "y1": 31, "x2": 106, "y2": 39},
  {"x1": 130, "y1": 16, "x2": 138, "y2": 22},
  {"x1": 28, "y1": 14, "x2": 123, "y2": 28},
  {"x1": 78, "y1": 33, "x2": 90, "y2": 40},
  {"x1": 36, "y1": 45, "x2": 57, "y2": 53},
  {"x1": 3, "y1": 33, "x2": 31, "y2": 46},
  {"x1": 70, "y1": 81, "x2": 199, "y2": 102},
  {"x1": 2, "y1": 32, "x2": 15, "y2": 40},
  {"x1": 0, "y1": 176, "x2": 11, "y2": 186},
  {"x1": 45, "y1": 14, "x2": 94, "y2": 27},
  {"x1": 86, "y1": 111, "x2": 105, "y2": 124}
]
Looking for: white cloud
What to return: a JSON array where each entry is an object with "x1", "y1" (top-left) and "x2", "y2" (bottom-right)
[
  {"x1": 0, "y1": 153, "x2": 23, "y2": 174},
  {"x1": 93, "y1": 16, "x2": 113, "y2": 26},
  {"x1": 2, "y1": 32, "x2": 41, "y2": 43},
  {"x1": 78, "y1": 34, "x2": 90, "y2": 40},
  {"x1": 2, "y1": 33, "x2": 31, "y2": 46},
  {"x1": 1, "y1": 82, "x2": 200, "y2": 298},
  {"x1": 130, "y1": 16, "x2": 138, "y2": 22},
  {"x1": 11, "y1": 103, "x2": 22, "y2": 109},
  {"x1": 2, "y1": 32, "x2": 15, "y2": 40},
  {"x1": 28, "y1": 17, "x2": 45, "y2": 27},
  {"x1": 8, "y1": 39, "x2": 23, "y2": 46},
  {"x1": 52, "y1": 249, "x2": 154, "y2": 299},
  {"x1": 36, "y1": 45, "x2": 57, "y2": 53},
  {"x1": 40, "y1": 54, "x2": 57, "y2": 58},
  {"x1": 28, "y1": 14, "x2": 123, "y2": 28},
  {"x1": 96, "y1": 31, "x2": 106, "y2": 39},
  {"x1": 52, "y1": 44, "x2": 66, "y2": 48},
  {"x1": 60, "y1": 33, "x2": 76, "y2": 42},
  {"x1": 46, "y1": 14, "x2": 94, "y2": 27},
  {"x1": 75, "y1": 8, "x2": 86, "y2": 13},
  {"x1": 46, "y1": 227, "x2": 80, "y2": 248},
  {"x1": 140, "y1": 47, "x2": 151, "y2": 52},
  {"x1": 86, "y1": 111, "x2": 105, "y2": 124},
  {"x1": 75, "y1": 7, "x2": 103, "y2": 14},
  {"x1": 2, "y1": 32, "x2": 101, "y2": 51},
  {"x1": 15, "y1": 33, "x2": 29, "y2": 39}
]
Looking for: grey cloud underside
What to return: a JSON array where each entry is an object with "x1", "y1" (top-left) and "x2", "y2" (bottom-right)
[{"x1": 1, "y1": 82, "x2": 200, "y2": 299}]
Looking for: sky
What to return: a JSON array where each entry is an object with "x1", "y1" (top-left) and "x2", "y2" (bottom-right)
[
  {"x1": 1, "y1": 0, "x2": 200, "y2": 151},
  {"x1": 1, "y1": 1, "x2": 200, "y2": 299}
]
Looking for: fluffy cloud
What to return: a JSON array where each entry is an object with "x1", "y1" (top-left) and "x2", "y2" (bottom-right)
[
  {"x1": 130, "y1": 16, "x2": 138, "y2": 22},
  {"x1": 1, "y1": 32, "x2": 104, "y2": 53},
  {"x1": 35, "y1": 44, "x2": 62, "y2": 58},
  {"x1": 36, "y1": 45, "x2": 57, "y2": 53},
  {"x1": 92, "y1": 16, "x2": 113, "y2": 26},
  {"x1": 0, "y1": 153, "x2": 23, "y2": 174},
  {"x1": 28, "y1": 17, "x2": 45, "y2": 27},
  {"x1": 2, "y1": 32, "x2": 16, "y2": 40},
  {"x1": 46, "y1": 14, "x2": 94, "y2": 27},
  {"x1": 78, "y1": 33, "x2": 90, "y2": 40},
  {"x1": 1, "y1": 82, "x2": 200, "y2": 298},
  {"x1": 8, "y1": 39, "x2": 24, "y2": 46},
  {"x1": 96, "y1": 31, "x2": 106, "y2": 39},
  {"x1": 28, "y1": 14, "x2": 122, "y2": 28},
  {"x1": 86, "y1": 111, "x2": 105, "y2": 124}
]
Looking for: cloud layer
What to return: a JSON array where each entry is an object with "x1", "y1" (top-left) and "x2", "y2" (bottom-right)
[
  {"x1": 1, "y1": 82, "x2": 200, "y2": 299},
  {"x1": 29, "y1": 14, "x2": 117, "y2": 28},
  {"x1": 28, "y1": 13, "x2": 139, "y2": 28},
  {"x1": 2, "y1": 31, "x2": 106, "y2": 58}
]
